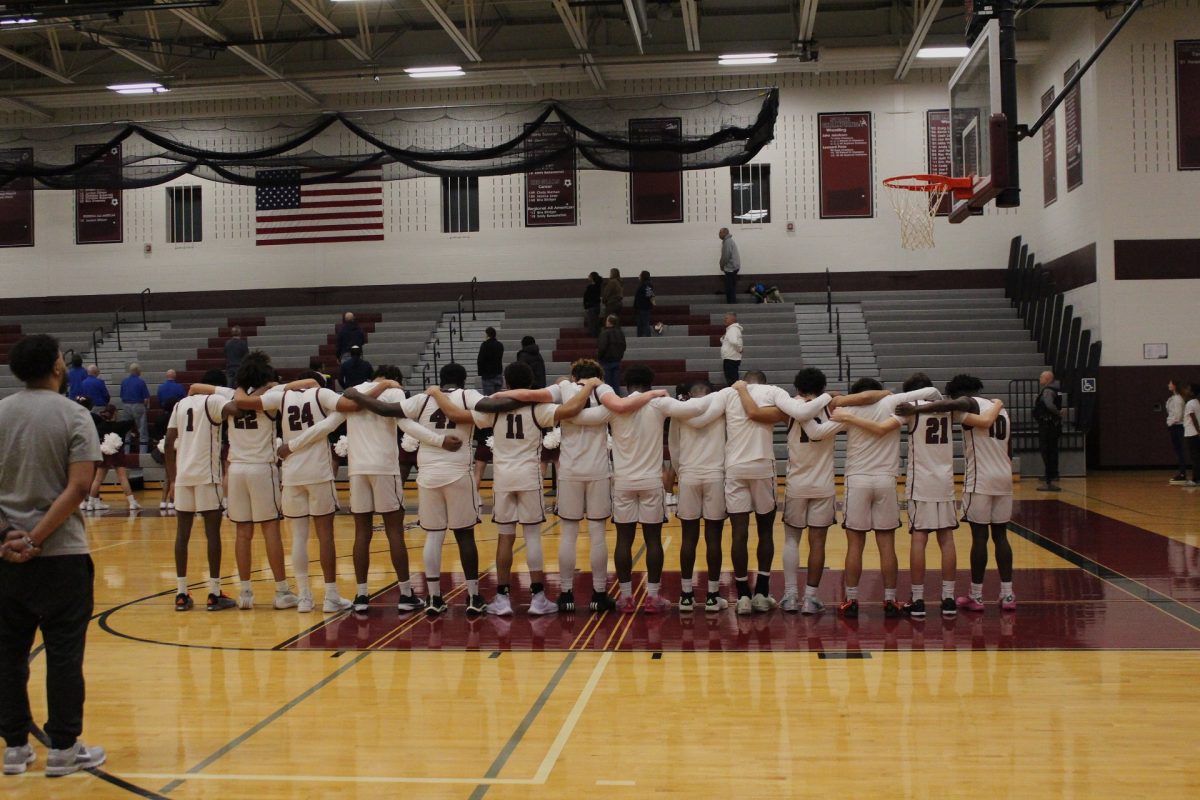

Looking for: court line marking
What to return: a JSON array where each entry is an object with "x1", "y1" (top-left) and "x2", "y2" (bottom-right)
[
  {"x1": 124, "y1": 773, "x2": 538, "y2": 785},
  {"x1": 596, "y1": 779, "x2": 637, "y2": 786},
  {"x1": 533, "y1": 650, "x2": 613, "y2": 782}
]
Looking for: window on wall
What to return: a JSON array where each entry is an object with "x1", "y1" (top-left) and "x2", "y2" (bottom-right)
[
  {"x1": 441, "y1": 175, "x2": 479, "y2": 233},
  {"x1": 166, "y1": 185, "x2": 202, "y2": 243},
  {"x1": 730, "y1": 164, "x2": 770, "y2": 224}
]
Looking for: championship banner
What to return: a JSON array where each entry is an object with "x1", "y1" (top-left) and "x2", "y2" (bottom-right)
[
  {"x1": 1176, "y1": 40, "x2": 1200, "y2": 170},
  {"x1": 1042, "y1": 87, "x2": 1058, "y2": 207},
  {"x1": 1063, "y1": 62, "x2": 1083, "y2": 192},
  {"x1": 525, "y1": 122, "x2": 577, "y2": 227},
  {"x1": 818, "y1": 112, "x2": 873, "y2": 219},
  {"x1": 629, "y1": 117, "x2": 683, "y2": 224},
  {"x1": 75, "y1": 143, "x2": 123, "y2": 244},
  {"x1": 0, "y1": 148, "x2": 34, "y2": 247}
]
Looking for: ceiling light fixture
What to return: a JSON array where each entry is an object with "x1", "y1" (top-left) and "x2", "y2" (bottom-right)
[
  {"x1": 404, "y1": 66, "x2": 465, "y2": 78},
  {"x1": 0, "y1": 18, "x2": 36, "y2": 25},
  {"x1": 107, "y1": 82, "x2": 170, "y2": 95},
  {"x1": 916, "y1": 46, "x2": 971, "y2": 59},
  {"x1": 719, "y1": 53, "x2": 777, "y2": 66}
]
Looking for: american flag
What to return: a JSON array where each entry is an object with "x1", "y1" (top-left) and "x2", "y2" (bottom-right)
[{"x1": 255, "y1": 168, "x2": 384, "y2": 246}]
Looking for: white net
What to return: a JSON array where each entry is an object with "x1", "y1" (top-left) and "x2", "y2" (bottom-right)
[{"x1": 883, "y1": 178, "x2": 948, "y2": 250}]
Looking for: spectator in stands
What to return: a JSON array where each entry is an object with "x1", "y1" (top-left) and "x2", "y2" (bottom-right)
[
  {"x1": 719, "y1": 227, "x2": 741, "y2": 304},
  {"x1": 224, "y1": 326, "x2": 248, "y2": 388},
  {"x1": 721, "y1": 312, "x2": 743, "y2": 387},
  {"x1": 597, "y1": 314, "x2": 626, "y2": 391},
  {"x1": 602, "y1": 268, "x2": 624, "y2": 320},
  {"x1": 79, "y1": 365, "x2": 109, "y2": 409},
  {"x1": 584, "y1": 272, "x2": 604, "y2": 337},
  {"x1": 156, "y1": 369, "x2": 186, "y2": 416},
  {"x1": 66, "y1": 354, "x2": 87, "y2": 398},
  {"x1": 338, "y1": 345, "x2": 373, "y2": 391},
  {"x1": 634, "y1": 271, "x2": 656, "y2": 337},
  {"x1": 308, "y1": 356, "x2": 331, "y2": 387},
  {"x1": 477, "y1": 327, "x2": 504, "y2": 395},
  {"x1": 517, "y1": 336, "x2": 547, "y2": 389},
  {"x1": 336, "y1": 312, "x2": 366, "y2": 360},
  {"x1": 119, "y1": 363, "x2": 150, "y2": 453},
  {"x1": 1034, "y1": 370, "x2": 1064, "y2": 492}
]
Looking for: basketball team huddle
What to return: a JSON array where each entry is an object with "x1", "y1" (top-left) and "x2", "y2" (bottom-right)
[{"x1": 165, "y1": 350, "x2": 1015, "y2": 621}]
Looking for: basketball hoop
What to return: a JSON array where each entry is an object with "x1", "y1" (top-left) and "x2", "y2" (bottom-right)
[{"x1": 882, "y1": 174, "x2": 974, "y2": 250}]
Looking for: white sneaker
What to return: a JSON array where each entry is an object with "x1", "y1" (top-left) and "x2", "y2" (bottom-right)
[
  {"x1": 3, "y1": 744, "x2": 35, "y2": 775},
  {"x1": 486, "y1": 593, "x2": 513, "y2": 616},
  {"x1": 779, "y1": 590, "x2": 800, "y2": 612},
  {"x1": 237, "y1": 591, "x2": 254, "y2": 610},
  {"x1": 528, "y1": 592, "x2": 556, "y2": 615},
  {"x1": 79, "y1": 500, "x2": 88, "y2": 511},
  {"x1": 751, "y1": 593, "x2": 777, "y2": 612},
  {"x1": 274, "y1": 590, "x2": 299, "y2": 610},
  {"x1": 167, "y1": 502, "x2": 175, "y2": 511},
  {"x1": 45, "y1": 741, "x2": 105, "y2": 777},
  {"x1": 323, "y1": 595, "x2": 352, "y2": 613},
  {"x1": 735, "y1": 595, "x2": 752, "y2": 616},
  {"x1": 126, "y1": 496, "x2": 141, "y2": 511},
  {"x1": 297, "y1": 595, "x2": 314, "y2": 613},
  {"x1": 159, "y1": 501, "x2": 168, "y2": 510},
  {"x1": 664, "y1": 492, "x2": 677, "y2": 506},
  {"x1": 91, "y1": 498, "x2": 109, "y2": 511},
  {"x1": 801, "y1": 595, "x2": 825, "y2": 615}
]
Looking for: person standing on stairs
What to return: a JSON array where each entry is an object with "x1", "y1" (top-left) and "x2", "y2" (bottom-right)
[
  {"x1": 721, "y1": 312, "x2": 743, "y2": 387},
  {"x1": 597, "y1": 315, "x2": 627, "y2": 392},
  {"x1": 718, "y1": 227, "x2": 740, "y2": 304},
  {"x1": 477, "y1": 327, "x2": 504, "y2": 396},
  {"x1": 335, "y1": 312, "x2": 365, "y2": 361},
  {"x1": 634, "y1": 271, "x2": 656, "y2": 338}
]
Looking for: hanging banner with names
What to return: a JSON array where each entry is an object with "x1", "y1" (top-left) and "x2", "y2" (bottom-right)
[
  {"x1": 1042, "y1": 87, "x2": 1058, "y2": 206},
  {"x1": 75, "y1": 143, "x2": 123, "y2": 244},
  {"x1": 925, "y1": 110, "x2": 952, "y2": 216},
  {"x1": 1063, "y1": 61, "x2": 1083, "y2": 191},
  {"x1": 1176, "y1": 40, "x2": 1200, "y2": 170},
  {"x1": 818, "y1": 112, "x2": 873, "y2": 219},
  {"x1": 0, "y1": 148, "x2": 34, "y2": 247},
  {"x1": 524, "y1": 122, "x2": 577, "y2": 227}
]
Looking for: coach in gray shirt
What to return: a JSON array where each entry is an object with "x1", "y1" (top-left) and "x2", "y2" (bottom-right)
[{"x1": 0, "y1": 334, "x2": 107, "y2": 777}]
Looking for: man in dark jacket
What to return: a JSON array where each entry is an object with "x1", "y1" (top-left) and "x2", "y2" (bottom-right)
[
  {"x1": 477, "y1": 327, "x2": 504, "y2": 395},
  {"x1": 633, "y1": 270, "x2": 655, "y2": 337},
  {"x1": 1034, "y1": 370, "x2": 1064, "y2": 492},
  {"x1": 223, "y1": 326, "x2": 248, "y2": 388},
  {"x1": 335, "y1": 312, "x2": 366, "y2": 360},
  {"x1": 517, "y1": 336, "x2": 547, "y2": 389},
  {"x1": 583, "y1": 272, "x2": 603, "y2": 337},
  {"x1": 338, "y1": 345, "x2": 374, "y2": 390},
  {"x1": 597, "y1": 315, "x2": 626, "y2": 392}
]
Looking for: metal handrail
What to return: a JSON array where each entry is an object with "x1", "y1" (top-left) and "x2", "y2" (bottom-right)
[
  {"x1": 432, "y1": 336, "x2": 440, "y2": 376},
  {"x1": 90, "y1": 326, "x2": 104, "y2": 360},
  {"x1": 470, "y1": 277, "x2": 478, "y2": 321},
  {"x1": 835, "y1": 308, "x2": 842, "y2": 381},
  {"x1": 112, "y1": 311, "x2": 123, "y2": 351},
  {"x1": 456, "y1": 295, "x2": 464, "y2": 341},
  {"x1": 825, "y1": 268, "x2": 832, "y2": 334},
  {"x1": 421, "y1": 363, "x2": 430, "y2": 388},
  {"x1": 139, "y1": 288, "x2": 150, "y2": 331},
  {"x1": 448, "y1": 319, "x2": 457, "y2": 363},
  {"x1": 844, "y1": 356, "x2": 851, "y2": 386}
]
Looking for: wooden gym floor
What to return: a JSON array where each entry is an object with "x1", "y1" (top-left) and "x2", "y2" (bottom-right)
[{"x1": 8, "y1": 471, "x2": 1200, "y2": 798}]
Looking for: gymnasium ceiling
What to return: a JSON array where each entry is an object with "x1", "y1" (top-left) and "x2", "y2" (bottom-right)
[{"x1": 0, "y1": 0, "x2": 1054, "y2": 118}]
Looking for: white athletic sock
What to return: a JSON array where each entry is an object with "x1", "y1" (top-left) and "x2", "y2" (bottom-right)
[
  {"x1": 942, "y1": 580, "x2": 955, "y2": 600},
  {"x1": 783, "y1": 525, "x2": 802, "y2": 594},
  {"x1": 884, "y1": 588, "x2": 897, "y2": 602},
  {"x1": 911, "y1": 585, "x2": 925, "y2": 602},
  {"x1": 291, "y1": 517, "x2": 310, "y2": 597},
  {"x1": 559, "y1": 519, "x2": 580, "y2": 589},
  {"x1": 970, "y1": 582, "x2": 984, "y2": 601},
  {"x1": 647, "y1": 582, "x2": 660, "y2": 597},
  {"x1": 356, "y1": 582, "x2": 369, "y2": 597},
  {"x1": 680, "y1": 575, "x2": 693, "y2": 593},
  {"x1": 1000, "y1": 581, "x2": 1013, "y2": 597},
  {"x1": 845, "y1": 585, "x2": 858, "y2": 601},
  {"x1": 398, "y1": 580, "x2": 411, "y2": 596},
  {"x1": 467, "y1": 579, "x2": 479, "y2": 596},
  {"x1": 423, "y1": 530, "x2": 446, "y2": 594},
  {"x1": 523, "y1": 524, "x2": 544, "y2": 572},
  {"x1": 804, "y1": 584, "x2": 818, "y2": 599},
  {"x1": 324, "y1": 582, "x2": 340, "y2": 600},
  {"x1": 275, "y1": 580, "x2": 290, "y2": 594},
  {"x1": 619, "y1": 581, "x2": 633, "y2": 599},
  {"x1": 708, "y1": 579, "x2": 720, "y2": 594},
  {"x1": 176, "y1": 577, "x2": 188, "y2": 595},
  {"x1": 240, "y1": 580, "x2": 253, "y2": 594},
  {"x1": 588, "y1": 518, "x2": 608, "y2": 592}
]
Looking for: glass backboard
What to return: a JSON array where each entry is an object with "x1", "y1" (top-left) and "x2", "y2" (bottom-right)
[{"x1": 948, "y1": 19, "x2": 1009, "y2": 221}]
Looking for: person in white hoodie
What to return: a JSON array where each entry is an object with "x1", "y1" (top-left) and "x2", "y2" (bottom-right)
[{"x1": 721, "y1": 312, "x2": 743, "y2": 387}]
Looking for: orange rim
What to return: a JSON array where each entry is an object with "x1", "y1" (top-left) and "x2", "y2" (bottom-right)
[{"x1": 883, "y1": 174, "x2": 975, "y2": 200}]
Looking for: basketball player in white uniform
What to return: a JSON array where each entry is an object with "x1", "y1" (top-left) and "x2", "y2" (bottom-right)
[
  {"x1": 831, "y1": 378, "x2": 942, "y2": 618},
  {"x1": 896, "y1": 374, "x2": 1013, "y2": 611},
  {"x1": 285, "y1": 365, "x2": 453, "y2": 615},
  {"x1": 165, "y1": 369, "x2": 237, "y2": 612},
  {"x1": 429, "y1": 362, "x2": 599, "y2": 616}
]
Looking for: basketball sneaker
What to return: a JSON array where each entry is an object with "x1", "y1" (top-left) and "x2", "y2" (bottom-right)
[
  {"x1": 206, "y1": 592, "x2": 236, "y2": 611},
  {"x1": 323, "y1": 596, "x2": 352, "y2": 613},
  {"x1": 466, "y1": 594, "x2": 487, "y2": 615},
  {"x1": 352, "y1": 594, "x2": 370, "y2": 613},
  {"x1": 297, "y1": 595, "x2": 314, "y2": 614},
  {"x1": 590, "y1": 591, "x2": 617, "y2": 612},
  {"x1": 45, "y1": 741, "x2": 106, "y2": 777},
  {"x1": 751, "y1": 593, "x2": 777, "y2": 613},
  {"x1": 1000, "y1": 594, "x2": 1017, "y2": 612},
  {"x1": 237, "y1": 591, "x2": 254, "y2": 610},
  {"x1": 529, "y1": 593, "x2": 557, "y2": 616},
  {"x1": 4, "y1": 744, "x2": 35, "y2": 775},
  {"x1": 617, "y1": 595, "x2": 639, "y2": 614},
  {"x1": 1170, "y1": 474, "x2": 1188, "y2": 485},
  {"x1": 643, "y1": 594, "x2": 671, "y2": 614},
  {"x1": 838, "y1": 598, "x2": 859, "y2": 618},
  {"x1": 903, "y1": 598, "x2": 926, "y2": 618},
  {"x1": 779, "y1": 590, "x2": 800, "y2": 612},
  {"x1": 274, "y1": 590, "x2": 300, "y2": 610},
  {"x1": 735, "y1": 595, "x2": 753, "y2": 616},
  {"x1": 159, "y1": 500, "x2": 168, "y2": 510},
  {"x1": 90, "y1": 498, "x2": 109, "y2": 511},
  {"x1": 705, "y1": 593, "x2": 729, "y2": 612},
  {"x1": 956, "y1": 595, "x2": 985, "y2": 612},
  {"x1": 486, "y1": 593, "x2": 513, "y2": 616},
  {"x1": 396, "y1": 594, "x2": 425, "y2": 613},
  {"x1": 678, "y1": 591, "x2": 696, "y2": 612},
  {"x1": 801, "y1": 596, "x2": 825, "y2": 615},
  {"x1": 940, "y1": 597, "x2": 957, "y2": 617},
  {"x1": 884, "y1": 599, "x2": 903, "y2": 618},
  {"x1": 126, "y1": 496, "x2": 142, "y2": 511},
  {"x1": 556, "y1": 590, "x2": 576, "y2": 613},
  {"x1": 174, "y1": 593, "x2": 193, "y2": 612},
  {"x1": 425, "y1": 595, "x2": 449, "y2": 618}
]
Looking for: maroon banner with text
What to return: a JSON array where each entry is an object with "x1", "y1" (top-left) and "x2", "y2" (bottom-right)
[
  {"x1": 1042, "y1": 87, "x2": 1058, "y2": 206},
  {"x1": 0, "y1": 148, "x2": 34, "y2": 248},
  {"x1": 1064, "y1": 62, "x2": 1083, "y2": 191},
  {"x1": 925, "y1": 109, "x2": 952, "y2": 216},
  {"x1": 818, "y1": 112, "x2": 873, "y2": 219},
  {"x1": 525, "y1": 122, "x2": 577, "y2": 227},
  {"x1": 1176, "y1": 40, "x2": 1200, "y2": 170},
  {"x1": 629, "y1": 118, "x2": 683, "y2": 224},
  {"x1": 75, "y1": 144, "x2": 123, "y2": 244}
]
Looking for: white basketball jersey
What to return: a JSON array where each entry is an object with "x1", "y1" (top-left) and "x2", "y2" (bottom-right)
[
  {"x1": 408, "y1": 388, "x2": 483, "y2": 488},
  {"x1": 473, "y1": 404, "x2": 558, "y2": 493},
  {"x1": 345, "y1": 382, "x2": 406, "y2": 476},
  {"x1": 843, "y1": 388, "x2": 940, "y2": 480},
  {"x1": 227, "y1": 389, "x2": 281, "y2": 465},
  {"x1": 785, "y1": 409, "x2": 842, "y2": 498},
  {"x1": 609, "y1": 395, "x2": 694, "y2": 491},
  {"x1": 551, "y1": 381, "x2": 612, "y2": 482},
  {"x1": 671, "y1": 400, "x2": 725, "y2": 483},
  {"x1": 905, "y1": 400, "x2": 955, "y2": 502},
  {"x1": 960, "y1": 397, "x2": 1013, "y2": 496},
  {"x1": 720, "y1": 385, "x2": 778, "y2": 480},
  {"x1": 278, "y1": 387, "x2": 342, "y2": 486},
  {"x1": 167, "y1": 390, "x2": 232, "y2": 486}
]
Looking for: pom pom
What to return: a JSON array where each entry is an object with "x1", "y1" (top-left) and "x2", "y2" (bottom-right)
[
  {"x1": 275, "y1": 437, "x2": 283, "y2": 451},
  {"x1": 156, "y1": 438, "x2": 166, "y2": 454},
  {"x1": 100, "y1": 432, "x2": 123, "y2": 456},
  {"x1": 485, "y1": 435, "x2": 495, "y2": 450},
  {"x1": 333, "y1": 436, "x2": 349, "y2": 458},
  {"x1": 401, "y1": 433, "x2": 420, "y2": 453},
  {"x1": 542, "y1": 427, "x2": 561, "y2": 450}
]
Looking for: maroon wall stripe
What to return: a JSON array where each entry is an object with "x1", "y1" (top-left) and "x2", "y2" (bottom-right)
[
  {"x1": 1114, "y1": 239, "x2": 1200, "y2": 280},
  {"x1": 1042, "y1": 242, "x2": 1096, "y2": 292}
]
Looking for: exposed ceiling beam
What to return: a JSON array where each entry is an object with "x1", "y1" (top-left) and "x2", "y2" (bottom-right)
[
  {"x1": 46, "y1": 28, "x2": 65, "y2": 74},
  {"x1": 551, "y1": 0, "x2": 588, "y2": 51},
  {"x1": 581, "y1": 52, "x2": 605, "y2": 91},
  {"x1": 622, "y1": 0, "x2": 644, "y2": 54},
  {"x1": 680, "y1": 0, "x2": 699, "y2": 52},
  {"x1": 0, "y1": 44, "x2": 73, "y2": 84},
  {"x1": 894, "y1": 0, "x2": 944, "y2": 80},
  {"x1": 143, "y1": 11, "x2": 167, "y2": 69},
  {"x1": 354, "y1": 1, "x2": 372, "y2": 56},
  {"x1": 797, "y1": 0, "x2": 819, "y2": 42},
  {"x1": 0, "y1": 96, "x2": 52, "y2": 120},
  {"x1": 82, "y1": 31, "x2": 165, "y2": 74},
  {"x1": 284, "y1": 0, "x2": 372, "y2": 63},
  {"x1": 168, "y1": 5, "x2": 320, "y2": 104},
  {"x1": 416, "y1": 0, "x2": 482, "y2": 62}
]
